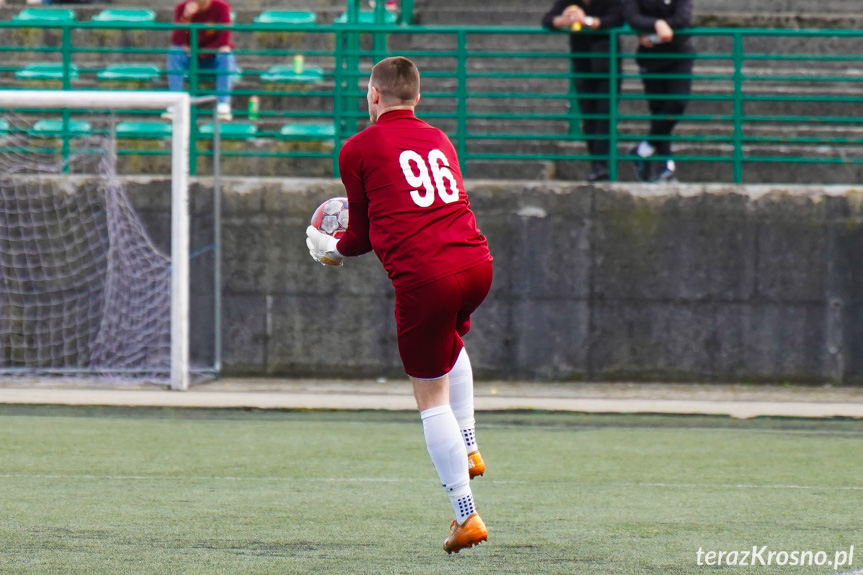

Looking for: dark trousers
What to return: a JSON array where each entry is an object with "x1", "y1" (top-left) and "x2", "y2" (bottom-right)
[
  {"x1": 572, "y1": 45, "x2": 622, "y2": 165},
  {"x1": 638, "y1": 57, "x2": 694, "y2": 156}
]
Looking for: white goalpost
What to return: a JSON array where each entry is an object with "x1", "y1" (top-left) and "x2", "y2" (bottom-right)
[{"x1": 0, "y1": 90, "x2": 193, "y2": 390}]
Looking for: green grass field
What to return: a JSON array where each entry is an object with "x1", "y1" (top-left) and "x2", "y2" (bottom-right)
[{"x1": 0, "y1": 405, "x2": 861, "y2": 574}]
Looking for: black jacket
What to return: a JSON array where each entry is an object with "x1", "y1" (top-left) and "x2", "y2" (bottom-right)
[
  {"x1": 542, "y1": 0, "x2": 624, "y2": 53},
  {"x1": 623, "y1": 0, "x2": 694, "y2": 55}
]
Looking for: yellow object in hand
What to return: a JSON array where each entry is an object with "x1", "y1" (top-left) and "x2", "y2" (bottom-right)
[{"x1": 567, "y1": 5, "x2": 582, "y2": 31}]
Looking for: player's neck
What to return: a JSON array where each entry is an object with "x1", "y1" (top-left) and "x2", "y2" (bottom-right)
[{"x1": 377, "y1": 105, "x2": 415, "y2": 119}]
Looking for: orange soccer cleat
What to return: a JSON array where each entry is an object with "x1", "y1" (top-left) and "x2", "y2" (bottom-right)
[
  {"x1": 443, "y1": 513, "x2": 488, "y2": 554},
  {"x1": 467, "y1": 450, "x2": 485, "y2": 479}
]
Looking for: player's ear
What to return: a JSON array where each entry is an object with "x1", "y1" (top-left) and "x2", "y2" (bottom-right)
[{"x1": 414, "y1": 93, "x2": 421, "y2": 106}]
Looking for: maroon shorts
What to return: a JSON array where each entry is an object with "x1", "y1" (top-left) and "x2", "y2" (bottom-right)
[{"x1": 394, "y1": 261, "x2": 493, "y2": 379}]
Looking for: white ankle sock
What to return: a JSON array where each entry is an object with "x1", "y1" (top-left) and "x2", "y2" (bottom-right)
[
  {"x1": 636, "y1": 140, "x2": 656, "y2": 158},
  {"x1": 420, "y1": 404, "x2": 473, "y2": 522},
  {"x1": 448, "y1": 348, "x2": 478, "y2": 452},
  {"x1": 452, "y1": 492, "x2": 476, "y2": 524}
]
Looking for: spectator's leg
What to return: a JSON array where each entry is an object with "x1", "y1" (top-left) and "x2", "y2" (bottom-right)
[
  {"x1": 642, "y1": 65, "x2": 669, "y2": 153},
  {"x1": 648, "y1": 59, "x2": 693, "y2": 156},
  {"x1": 657, "y1": 59, "x2": 694, "y2": 156},
  {"x1": 214, "y1": 52, "x2": 237, "y2": 106},
  {"x1": 166, "y1": 46, "x2": 189, "y2": 92},
  {"x1": 589, "y1": 76, "x2": 610, "y2": 161},
  {"x1": 579, "y1": 79, "x2": 599, "y2": 161},
  {"x1": 585, "y1": 42, "x2": 616, "y2": 169},
  {"x1": 571, "y1": 58, "x2": 595, "y2": 165},
  {"x1": 630, "y1": 65, "x2": 666, "y2": 181}
]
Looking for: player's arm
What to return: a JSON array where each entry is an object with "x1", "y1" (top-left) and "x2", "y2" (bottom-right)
[
  {"x1": 334, "y1": 140, "x2": 373, "y2": 257},
  {"x1": 306, "y1": 140, "x2": 371, "y2": 266}
]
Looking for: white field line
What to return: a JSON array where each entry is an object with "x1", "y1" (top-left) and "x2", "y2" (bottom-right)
[
  {"x1": 0, "y1": 474, "x2": 860, "y2": 492},
  {"x1": 620, "y1": 482, "x2": 863, "y2": 491},
  {"x1": 480, "y1": 423, "x2": 863, "y2": 436},
  {"x1": 0, "y1": 473, "x2": 420, "y2": 482}
]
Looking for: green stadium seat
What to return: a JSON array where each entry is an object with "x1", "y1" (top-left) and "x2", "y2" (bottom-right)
[
  {"x1": 260, "y1": 64, "x2": 325, "y2": 84},
  {"x1": 279, "y1": 123, "x2": 335, "y2": 139},
  {"x1": 89, "y1": 8, "x2": 155, "y2": 48},
  {"x1": 91, "y1": 8, "x2": 156, "y2": 23},
  {"x1": 334, "y1": 10, "x2": 397, "y2": 25},
  {"x1": 97, "y1": 64, "x2": 161, "y2": 83},
  {"x1": 116, "y1": 121, "x2": 172, "y2": 139},
  {"x1": 30, "y1": 120, "x2": 91, "y2": 138},
  {"x1": 250, "y1": 9, "x2": 313, "y2": 50},
  {"x1": 12, "y1": 8, "x2": 76, "y2": 24},
  {"x1": 0, "y1": 119, "x2": 9, "y2": 135},
  {"x1": 253, "y1": 10, "x2": 317, "y2": 25},
  {"x1": 198, "y1": 123, "x2": 258, "y2": 140},
  {"x1": 16, "y1": 62, "x2": 79, "y2": 82}
]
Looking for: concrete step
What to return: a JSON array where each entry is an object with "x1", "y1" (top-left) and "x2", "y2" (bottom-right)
[
  {"x1": 626, "y1": 145, "x2": 863, "y2": 185},
  {"x1": 22, "y1": 127, "x2": 856, "y2": 183},
  {"x1": 3, "y1": 9, "x2": 859, "y2": 70},
  {"x1": 415, "y1": 89, "x2": 860, "y2": 123},
  {"x1": 413, "y1": 0, "x2": 859, "y2": 14},
  {"x1": 69, "y1": 110, "x2": 859, "y2": 144},
  {"x1": 392, "y1": 30, "x2": 863, "y2": 64},
  {"x1": 9, "y1": 63, "x2": 855, "y2": 133},
  {"x1": 2, "y1": 0, "x2": 353, "y2": 11},
  {"x1": 2, "y1": 7, "x2": 860, "y2": 52},
  {"x1": 415, "y1": 8, "x2": 863, "y2": 28}
]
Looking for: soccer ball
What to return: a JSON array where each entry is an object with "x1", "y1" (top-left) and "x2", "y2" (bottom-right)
[{"x1": 310, "y1": 197, "x2": 349, "y2": 239}]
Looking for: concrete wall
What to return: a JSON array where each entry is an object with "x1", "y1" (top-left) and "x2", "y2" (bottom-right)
[{"x1": 123, "y1": 177, "x2": 863, "y2": 384}]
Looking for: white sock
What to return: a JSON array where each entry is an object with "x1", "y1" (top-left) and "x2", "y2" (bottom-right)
[
  {"x1": 448, "y1": 348, "x2": 478, "y2": 453},
  {"x1": 636, "y1": 140, "x2": 656, "y2": 158},
  {"x1": 452, "y1": 492, "x2": 476, "y2": 524},
  {"x1": 420, "y1": 404, "x2": 474, "y2": 522}
]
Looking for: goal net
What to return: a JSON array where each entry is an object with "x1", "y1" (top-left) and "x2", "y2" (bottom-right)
[{"x1": 0, "y1": 90, "x2": 199, "y2": 390}]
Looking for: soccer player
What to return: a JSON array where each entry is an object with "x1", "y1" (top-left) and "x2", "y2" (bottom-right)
[{"x1": 305, "y1": 56, "x2": 493, "y2": 554}]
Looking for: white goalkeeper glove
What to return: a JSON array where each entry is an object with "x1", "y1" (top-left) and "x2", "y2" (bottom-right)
[{"x1": 305, "y1": 225, "x2": 344, "y2": 267}]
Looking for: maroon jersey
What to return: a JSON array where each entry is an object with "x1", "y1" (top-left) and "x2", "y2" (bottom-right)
[
  {"x1": 336, "y1": 110, "x2": 492, "y2": 292},
  {"x1": 170, "y1": 0, "x2": 233, "y2": 54}
]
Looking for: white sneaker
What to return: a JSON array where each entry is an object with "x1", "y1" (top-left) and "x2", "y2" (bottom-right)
[
  {"x1": 160, "y1": 108, "x2": 173, "y2": 120},
  {"x1": 216, "y1": 103, "x2": 232, "y2": 121}
]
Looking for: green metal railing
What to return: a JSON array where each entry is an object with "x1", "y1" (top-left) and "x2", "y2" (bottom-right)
[{"x1": 0, "y1": 14, "x2": 860, "y2": 182}]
